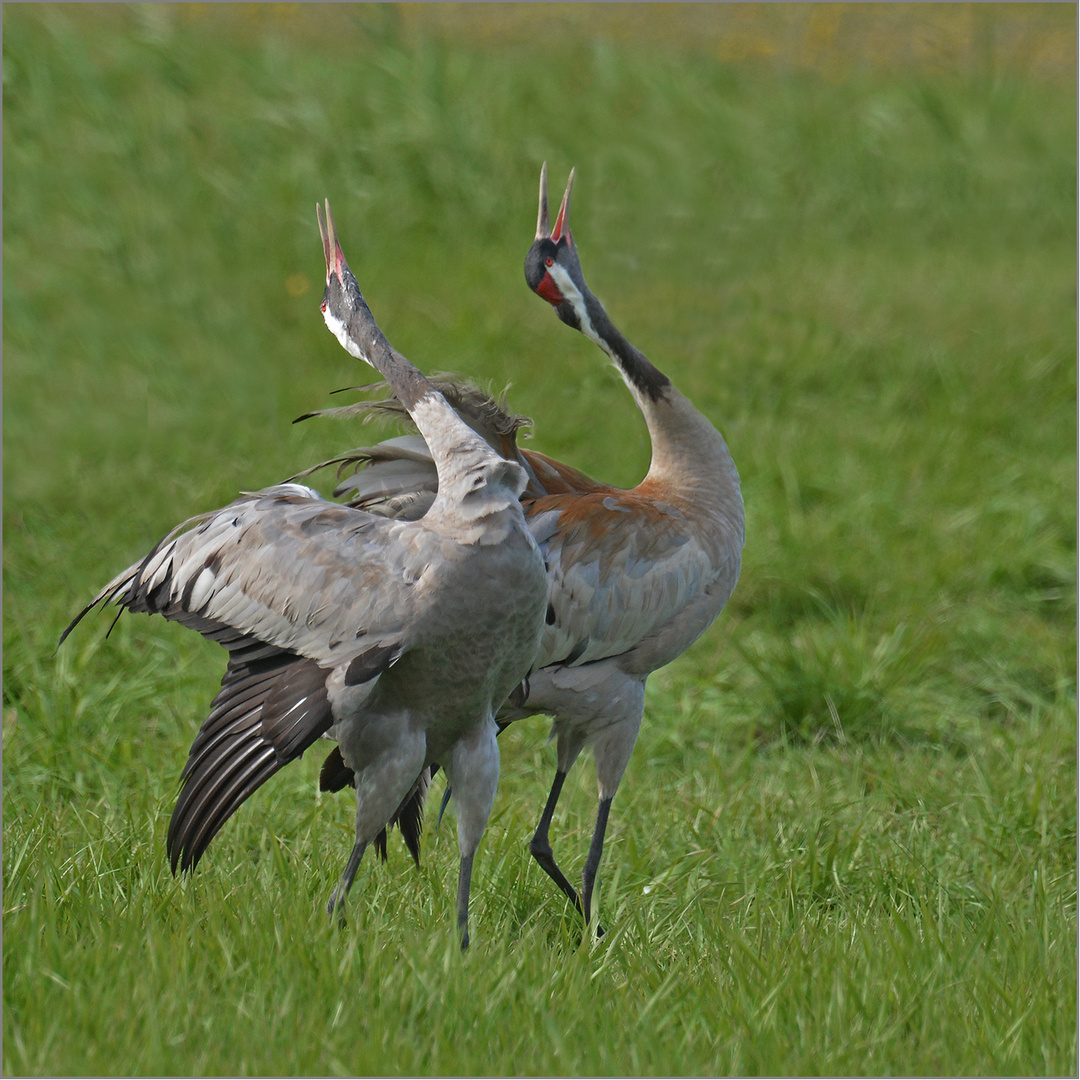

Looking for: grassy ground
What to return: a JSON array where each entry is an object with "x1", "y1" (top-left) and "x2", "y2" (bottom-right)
[{"x1": 4, "y1": 5, "x2": 1076, "y2": 1075}]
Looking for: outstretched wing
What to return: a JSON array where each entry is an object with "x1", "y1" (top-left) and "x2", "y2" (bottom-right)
[
  {"x1": 63, "y1": 483, "x2": 415, "y2": 666},
  {"x1": 62, "y1": 482, "x2": 419, "y2": 870}
]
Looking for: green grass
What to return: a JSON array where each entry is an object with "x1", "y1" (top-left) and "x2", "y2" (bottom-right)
[{"x1": 4, "y1": 5, "x2": 1076, "y2": 1076}]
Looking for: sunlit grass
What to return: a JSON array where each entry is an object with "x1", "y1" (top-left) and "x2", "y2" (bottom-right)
[{"x1": 4, "y1": 5, "x2": 1075, "y2": 1076}]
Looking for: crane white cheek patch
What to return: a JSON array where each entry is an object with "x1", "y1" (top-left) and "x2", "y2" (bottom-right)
[
  {"x1": 545, "y1": 266, "x2": 635, "y2": 395},
  {"x1": 323, "y1": 308, "x2": 370, "y2": 365},
  {"x1": 547, "y1": 264, "x2": 596, "y2": 341},
  {"x1": 547, "y1": 264, "x2": 579, "y2": 307}
]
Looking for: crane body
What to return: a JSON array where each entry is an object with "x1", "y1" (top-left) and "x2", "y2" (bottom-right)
[{"x1": 62, "y1": 203, "x2": 548, "y2": 947}]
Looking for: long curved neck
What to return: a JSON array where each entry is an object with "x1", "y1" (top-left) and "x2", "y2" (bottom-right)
[
  {"x1": 334, "y1": 285, "x2": 525, "y2": 515},
  {"x1": 334, "y1": 286, "x2": 430, "y2": 414},
  {"x1": 577, "y1": 292, "x2": 671, "y2": 404},
  {"x1": 570, "y1": 287, "x2": 741, "y2": 510}
]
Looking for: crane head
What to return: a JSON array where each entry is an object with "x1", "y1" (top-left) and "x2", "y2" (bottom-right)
[
  {"x1": 317, "y1": 199, "x2": 376, "y2": 366},
  {"x1": 317, "y1": 198, "x2": 355, "y2": 296},
  {"x1": 523, "y1": 163, "x2": 588, "y2": 323}
]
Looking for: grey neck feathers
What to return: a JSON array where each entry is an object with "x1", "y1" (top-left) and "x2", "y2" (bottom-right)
[{"x1": 344, "y1": 305, "x2": 428, "y2": 414}]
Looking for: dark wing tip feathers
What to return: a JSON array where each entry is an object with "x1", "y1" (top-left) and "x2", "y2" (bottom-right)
[
  {"x1": 57, "y1": 568, "x2": 139, "y2": 650},
  {"x1": 166, "y1": 653, "x2": 334, "y2": 874},
  {"x1": 395, "y1": 768, "x2": 430, "y2": 868},
  {"x1": 376, "y1": 769, "x2": 430, "y2": 868},
  {"x1": 59, "y1": 508, "x2": 214, "y2": 651}
]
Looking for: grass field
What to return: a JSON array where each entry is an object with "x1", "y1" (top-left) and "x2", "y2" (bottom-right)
[{"x1": 4, "y1": 4, "x2": 1076, "y2": 1075}]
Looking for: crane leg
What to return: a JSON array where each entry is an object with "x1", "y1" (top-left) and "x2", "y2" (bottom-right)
[
  {"x1": 529, "y1": 770, "x2": 584, "y2": 913},
  {"x1": 580, "y1": 797, "x2": 612, "y2": 933},
  {"x1": 326, "y1": 727, "x2": 426, "y2": 927},
  {"x1": 456, "y1": 852, "x2": 475, "y2": 950},
  {"x1": 327, "y1": 838, "x2": 368, "y2": 926},
  {"x1": 529, "y1": 770, "x2": 607, "y2": 935},
  {"x1": 442, "y1": 717, "x2": 498, "y2": 949}
]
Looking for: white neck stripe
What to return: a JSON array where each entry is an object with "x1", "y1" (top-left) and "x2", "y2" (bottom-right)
[{"x1": 323, "y1": 309, "x2": 369, "y2": 364}]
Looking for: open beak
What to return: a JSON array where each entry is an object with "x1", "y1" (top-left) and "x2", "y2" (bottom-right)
[
  {"x1": 535, "y1": 163, "x2": 575, "y2": 246},
  {"x1": 317, "y1": 199, "x2": 347, "y2": 284},
  {"x1": 551, "y1": 167, "x2": 574, "y2": 244},
  {"x1": 535, "y1": 162, "x2": 550, "y2": 239}
]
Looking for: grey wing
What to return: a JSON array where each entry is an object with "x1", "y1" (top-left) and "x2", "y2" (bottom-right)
[
  {"x1": 167, "y1": 636, "x2": 408, "y2": 873},
  {"x1": 527, "y1": 497, "x2": 743, "y2": 672},
  {"x1": 294, "y1": 434, "x2": 440, "y2": 521},
  {"x1": 64, "y1": 482, "x2": 416, "y2": 666},
  {"x1": 62, "y1": 482, "x2": 417, "y2": 871}
]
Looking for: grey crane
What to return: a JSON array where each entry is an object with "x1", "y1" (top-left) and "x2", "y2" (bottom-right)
[
  {"x1": 61, "y1": 202, "x2": 548, "y2": 946},
  {"x1": 301, "y1": 166, "x2": 745, "y2": 932}
]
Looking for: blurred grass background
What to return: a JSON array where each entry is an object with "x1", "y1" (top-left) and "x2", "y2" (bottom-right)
[{"x1": 3, "y1": 4, "x2": 1076, "y2": 1076}]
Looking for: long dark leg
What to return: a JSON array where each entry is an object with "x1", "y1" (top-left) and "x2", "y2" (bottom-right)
[
  {"x1": 529, "y1": 769, "x2": 587, "y2": 917},
  {"x1": 456, "y1": 852, "x2": 475, "y2": 950},
  {"x1": 581, "y1": 797, "x2": 612, "y2": 934},
  {"x1": 327, "y1": 838, "x2": 367, "y2": 925}
]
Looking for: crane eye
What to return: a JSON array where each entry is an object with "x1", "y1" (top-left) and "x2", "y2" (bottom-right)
[
  {"x1": 545, "y1": 256, "x2": 554, "y2": 267},
  {"x1": 321, "y1": 300, "x2": 327, "y2": 312}
]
